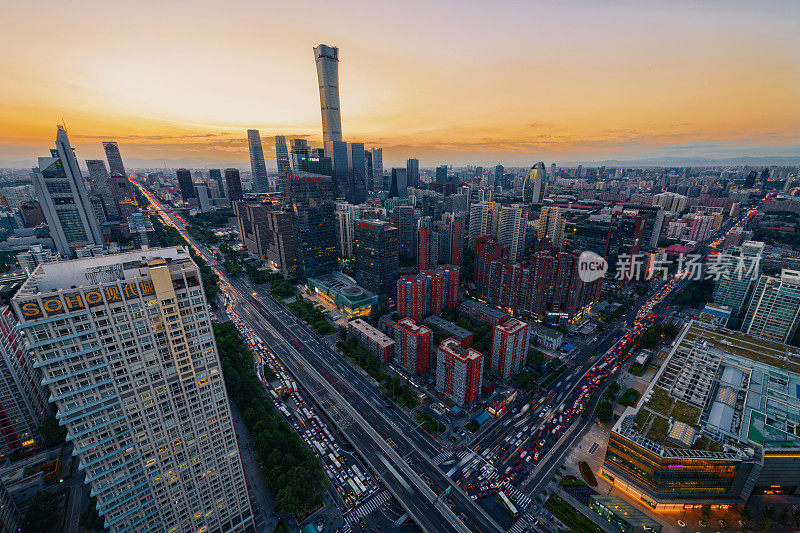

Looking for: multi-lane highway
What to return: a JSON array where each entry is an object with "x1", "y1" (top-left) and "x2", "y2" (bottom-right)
[{"x1": 135, "y1": 184, "x2": 503, "y2": 533}]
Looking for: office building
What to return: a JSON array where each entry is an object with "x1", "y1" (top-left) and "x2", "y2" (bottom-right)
[
  {"x1": 288, "y1": 174, "x2": 337, "y2": 279},
  {"x1": 621, "y1": 205, "x2": 665, "y2": 248},
  {"x1": 314, "y1": 44, "x2": 343, "y2": 145},
  {"x1": 234, "y1": 202, "x2": 296, "y2": 276},
  {"x1": 538, "y1": 206, "x2": 565, "y2": 249},
  {"x1": 209, "y1": 169, "x2": 225, "y2": 198},
  {"x1": 176, "y1": 168, "x2": 195, "y2": 201},
  {"x1": 435, "y1": 166, "x2": 448, "y2": 186},
  {"x1": 325, "y1": 140, "x2": 349, "y2": 201},
  {"x1": 742, "y1": 269, "x2": 800, "y2": 343},
  {"x1": 573, "y1": 214, "x2": 611, "y2": 256},
  {"x1": 31, "y1": 126, "x2": 103, "y2": 257},
  {"x1": 406, "y1": 159, "x2": 420, "y2": 189},
  {"x1": 274, "y1": 136, "x2": 291, "y2": 197},
  {"x1": 348, "y1": 142, "x2": 367, "y2": 204},
  {"x1": 290, "y1": 139, "x2": 311, "y2": 172},
  {"x1": 20, "y1": 201, "x2": 45, "y2": 228},
  {"x1": 435, "y1": 339, "x2": 483, "y2": 407},
  {"x1": 370, "y1": 148, "x2": 383, "y2": 191},
  {"x1": 711, "y1": 241, "x2": 764, "y2": 316},
  {"x1": 490, "y1": 318, "x2": 530, "y2": 380},
  {"x1": 0, "y1": 306, "x2": 48, "y2": 458},
  {"x1": 653, "y1": 192, "x2": 688, "y2": 212},
  {"x1": 523, "y1": 162, "x2": 546, "y2": 203},
  {"x1": 86, "y1": 159, "x2": 120, "y2": 218},
  {"x1": 604, "y1": 320, "x2": 800, "y2": 508},
  {"x1": 12, "y1": 247, "x2": 253, "y2": 531},
  {"x1": 354, "y1": 219, "x2": 398, "y2": 302},
  {"x1": 396, "y1": 204, "x2": 415, "y2": 256},
  {"x1": 348, "y1": 319, "x2": 394, "y2": 362},
  {"x1": 224, "y1": 168, "x2": 243, "y2": 201},
  {"x1": 247, "y1": 129, "x2": 269, "y2": 192},
  {"x1": 394, "y1": 318, "x2": 432, "y2": 374},
  {"x1": 396, "y1": 265, "x2": 460, "y2": 321},
  {"x1": 605, "y1": 212, "x2": 645, "y2": 283},
  {"x1": 389, "y1": 168, "x2": 408, "y2": 199},
  {"x1": 102, "y1": 141, "x2": 126, "y2": 177},
  {"x1": 496, "y1": 204, "x2": 526, "y2": 262},
  {"x1": 195, "y1": 184, "x2": 212, "y2": 212}
]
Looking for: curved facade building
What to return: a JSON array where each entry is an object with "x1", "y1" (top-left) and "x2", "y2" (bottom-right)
[{"x1": 522, "y1": 162, "x2": 546, "y2": 204}]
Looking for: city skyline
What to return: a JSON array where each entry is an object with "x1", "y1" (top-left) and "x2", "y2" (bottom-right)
[{"x1": 1, "y1": 1, "x2": 799, "y2": 167}]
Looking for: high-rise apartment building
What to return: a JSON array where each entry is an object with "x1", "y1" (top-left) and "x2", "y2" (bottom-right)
[
  {"x1": 335, "y1": 203, "x2": 362, "y2": 259},
  {"x1": 396, "y1": 265, "x2": 460, "y2": 321},
  {"x1": 417, "y1": 218, "x2": 439, "y2": 271},
  {"x1": 394, "y1": 318, "x2": 432, "y2": 374},
  {"x1": 436, "y1": 339, "x2": 483, "y2": 407},
  {"x1": 314, "y1": 44, "x2": 343, "y2": 145},
  {"x1": 31, "y1": 126, "x2": 103, "y2": 257},
  {"x1": 468, "y1": 201, "x2": 497, "y2": 247},
  {"x1": 234, "y1": 202, "x2": 296, "y2": 276},
  {"x1": 0, "y1": 306, "x2": 48, "y2": 458},
  {"x1": 711, "y1": 241, "x2": 764, "y2": 316},
  {"x1": 523, "y1": 162, "x2": 546, "y2": 203},
  {"x1": 474, "y1": 236, "x2": 508, "y2": 299},
  {"x1": 354, "y1": 219, "x2": 398, "y2": 302},
  {"x1": 490, "y1": 318, "x2": 530, "y2": 380},
  {"x1": 497, "y1": 204, "x2": 526, "y2": 262},
  {"x1": 12, "y1": 248, "x2": 253, "y2": 532},
  {"x1": 247, "y1": 129, "x2": 269, "y2": 192},
  {"x1": 224, "y1": 168, "x2": 243, "y2": 201},
  {"x1": 274, "y1": 136, "x2": 291, "y2": 197},
  {"x1": 289, "y1": 174, "x2": 337, "y2": 279},
  {"x1": 0, "y1": 483, "x2": 20, "y2": 533},
  {"x1": 443, "y1": 212, "x2": 464, "y2": 268},
  {"x1": 538, "y1": 206, "x2": 565, "y2": 249},
  {"x1": 742, "y1": 269, "x2": 800, "y2": 343},
  {"x1": 406, "y1": 159, "x2": 420, "y2": 189}
]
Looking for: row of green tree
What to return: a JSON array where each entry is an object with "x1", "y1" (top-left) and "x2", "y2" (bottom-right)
[
  {"x1": 287, "y1": 299, "x2": 336, "y2": 335},
  {"x1": 214, "y1": 322, "x2": 326, "y2": 515}
]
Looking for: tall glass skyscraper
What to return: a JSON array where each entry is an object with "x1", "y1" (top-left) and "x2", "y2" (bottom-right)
[
  {"x1": 370, "y1": 148, "x2": 384, "y2": 191},
  {"x1": 224, "y1": 168, "x2": 243, "y2": 201},
  {"x1": 86, "y1": 159, "x2": 120, "y2": 218},
  {"x1": 247, "y1": 129, "x2": 269, "y2": 192},
  {"x1": 102, "y1": 141, "x2": 127, "y2": 177},
  {"x1": 12, "y1": 247, "x2": 253, "y2": 532},
  {"x1": 523, "y1": 161, "x2": 546, "y2": 203},
  {"x1": 742, "y1": 269, "x2": 800, "y2": 343},
  {"x1": 314, "y1": 44, "x2": 343, "y2": 145},
  {"x1": 274, "y1": 135, "x2": 291, "y2": 197},
  {"x1": 289, "y1": 174, "x2": 337, "y2": 278},
  {"x1": 348, "y1": 142, "x2": 367, "y2": 204},
  {"x1": 31, "y1": 126, "x2": 103, "y2": 257},
  {"x1": 406, "y1": 158, "x2": 420, "y2": 189}
]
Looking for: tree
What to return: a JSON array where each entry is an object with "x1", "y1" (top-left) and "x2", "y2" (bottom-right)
[
  {"x1": 78, "y1": 497, "x2": 104, "y2": 532},
  {"x1": 595, "y1": 400, "x2": 613, "y2": 423},
  {"x1": 22, "y1": 491, "x2": 61, "y2": 533}
]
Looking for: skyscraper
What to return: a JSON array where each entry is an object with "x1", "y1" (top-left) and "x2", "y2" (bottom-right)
[
  {"x1": 328, "y1": 140, "x2": 350, "y2": 201},
  {"x1": 538, "y1": 206, "x2": 565, "y2": 248},
  {"x1": 406, "y1": 158, "x2": 420, "y2": 189},
  {"x1": 314, "y1": 44, "x2": 343, "y2": 144},
  {"x1": 523, "y1": 162, "x2": 546, "y2": 204},
  {"x1": 31, "y1": 126, "x2": 103, "y2": 256},
  {"x1": 235, "y1": 202, "x2": 296, "y2": 275},
  {"x1": 711, "y1": 241, "x2": 764, "y2": 316},
  {"x1": 436, "y1": 339, "x2": 483, "y2": 407},
  {"x1": 468, "y1": 201, "x2": 497, "y2": 247},
  {"x1": 0, "y1": 306, "x2": 48, "y2": 457},
  {"x1": 289, "y1": 173, "x2": 337, "y2": 278},
  {"x1": 209, "y1": 169, "x2": 225, "y2": 198},
  {"x1": 389, "y1": 168, "x2": 408, "y2": 198},
  {"x1": 496, "y1": 204, "x2": 526, "y2": 262},
  {"x1": 335, "y1": 203, "x2": 362, "y2": 259},
  {"x1": 370, "y1": 148, "x2": 384, "y2": 191},
  {"x1": 176, "y1": 168, "x2": 196, "y2": 201},
  {"x1": 102, "y1": 141, "x2": 127, "y2": 177},
  {"x1": 354, "y1": 219, "x2": 398, "y2": 302},
  {"x1": 274, "y1": 136, "x2": 291, "y2": 197},
  {"x1": 290, "y1": 139, "x2": 311, "y2": 172},
  {"x1": 490, "y1": 318, "x2": 530, "y2": 380},
  {"x1": 247, "y1": 129, "x2": 269, "y2": 192},
  {"x1": 742, "y1": 269, "x2": 800, "y2": 343},
  {"x1": 394, "y1": 318, "x2": 432, "y2": 374},
  {"x1": 348, "y1": 142, "x2": 367, "y2": 204},
  {"x1": 435, "y1": 165, "x2": 448, "y2": 186},
  {"x1": 494, "y1": 164, "x2": 504, "y2": 188},
  {"x1": 86, "y1": 159, "x2": 120, "y2": 218},
  {"x1": 605, "y1": 212, "x2": 645, "y2": 283},
  {"x1": 396, "y1": 204, "x2": 415, "y2": 256},
  {"x1": 12, "y1": 247, "x2": 253, "y2": 532},
  {"x1": 225, "y1": 168, "x2": 243, "y2": 201}
]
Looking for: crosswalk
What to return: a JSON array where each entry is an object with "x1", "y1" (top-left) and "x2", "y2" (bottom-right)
[
  {"x1": 432, "y1": 450, "x2": 453, "y2": 465},
  {"x1": 507, "y1": 512, "x2": 535, "y2": 533},
  {"x1": 507, "y1": 487, "x2": 533, "y2": 510},
  {"x1": 344, "y1": 490, "x2": 392, "y2": 526}
]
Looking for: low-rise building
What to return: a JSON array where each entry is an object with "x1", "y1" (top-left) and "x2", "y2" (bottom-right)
[
  {"x1": 459, "y1": 300, "x2": 509, "y2": 325},
  {"x1": 529, "y1": 322, "x2": 564, "y2": 350},
  {"x1": 424, "y1": 315, "x2": 473, "y2": 348},
  {"x1": 308, "y1": 272, "x2": 378, "y2": 319},
  {"x1": 348, "y1": 318, "x2": 395, "y2": 362}
]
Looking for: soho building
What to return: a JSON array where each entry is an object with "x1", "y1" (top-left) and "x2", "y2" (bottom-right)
[
  {"x1": 12, "y1": 248, "x2": 252, "y2": 532},
  {"x1": 603, "y1": 320, "x2": 800, "y2": 509}
]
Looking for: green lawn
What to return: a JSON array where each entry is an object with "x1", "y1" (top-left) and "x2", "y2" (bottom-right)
[
  {"x1": 545, "y1": 494, "x2": 605, "y2": 533},
  {"x1": 619, "y1": 388, "x2": 641, "y2": 407}
]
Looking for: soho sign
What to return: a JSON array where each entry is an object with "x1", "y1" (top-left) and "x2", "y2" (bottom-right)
[{"x1": 19, "y1": 280, "x2": 157, "y2": 319}]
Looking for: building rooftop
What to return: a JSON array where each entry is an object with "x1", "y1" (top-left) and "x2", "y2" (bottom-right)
[
  {"x1": 439, "y1": 338, "x2": 481, "y2": 362},
  {"x1": 529, "y1": 322, "x2": 563, "y2": 338},
  {"x1": 497, "y1": 318, "x2": 528, "y2": 334},
  {"x1": 349, "y1": 319, "x2": 394, "y2": 348},
  {"x1": 613, "y1": 320, "x2": 800, "y2": 459},
  {"x1": 14, "y1": 246, "x2": 191, "y2": 296},
  {"x1": 459, "y1": 299, "x2": 510, "y2": 320},
  {"x1": 396, "y1": 317, "x2": 431, "y2": 335},
  {"x1": 424, "y1": 315, "x2": 472, "y2": 340}
]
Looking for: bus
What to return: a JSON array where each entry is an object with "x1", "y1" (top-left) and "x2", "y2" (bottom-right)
[
  {"x1": 347, "y1": 478, "x2": 362, "y2": 497},
  {"x1": 499, "y1": 491, "x2": 518, "y2": 518},
  {"x1": 328, "y1": 453, "x2": 341, "y2": 470}
]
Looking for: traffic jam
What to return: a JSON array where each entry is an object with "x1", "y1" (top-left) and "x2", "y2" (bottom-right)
[
  {"x1": 447, "y1": 311, "x2": 658, "y2": 518},
  {"x1": 223, "y1": 288, "x2": 379, "y2": 510}
]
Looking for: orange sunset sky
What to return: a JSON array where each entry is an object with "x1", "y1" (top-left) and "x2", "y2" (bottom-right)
[{"x1": 1, "y1": 0, "x2": 799, "y2": 167}]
